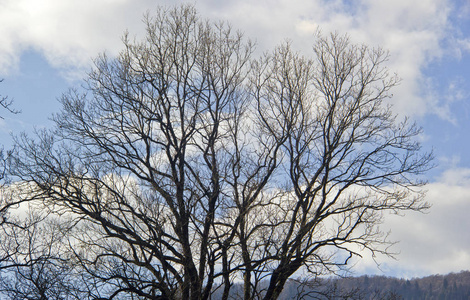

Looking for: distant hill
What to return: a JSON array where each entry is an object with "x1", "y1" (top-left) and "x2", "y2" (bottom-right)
[{"x1": 278, "y1": 271, "x2": 470, "y2": 299}]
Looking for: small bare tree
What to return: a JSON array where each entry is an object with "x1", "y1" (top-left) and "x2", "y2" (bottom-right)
[{"x1": 5, "y1": 5, "x2": 432, "y2": 300}]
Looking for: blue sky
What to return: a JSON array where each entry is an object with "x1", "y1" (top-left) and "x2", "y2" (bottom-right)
[{"x1": 1, "y1": 0, "x2": 470, "y2": 279}]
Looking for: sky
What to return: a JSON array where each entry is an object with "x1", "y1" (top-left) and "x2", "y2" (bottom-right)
[{"x1": 0, "y1": 0, "x2": 469, "y2": 279}]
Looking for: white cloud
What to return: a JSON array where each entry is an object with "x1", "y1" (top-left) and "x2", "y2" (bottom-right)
[
  {"x1": 0, "y1": 0, "x2": 157, "y2": 77},
  {"x1": 353, "y1": 167, "x2": 470, "y2": 277},
  {"x1": 196, "y1": 0, "x2": 454, "y2": 118},
  {"x1": 299, "y1": 1, "x2": 449, "y2": 117},
  {"x1": 0, "y1": 0, "x2": 457, "y2": 116}
]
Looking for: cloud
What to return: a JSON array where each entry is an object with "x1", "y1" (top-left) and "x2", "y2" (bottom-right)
[
  {"x1": 0, "y1": 0, "x2": 459, "y2": 116},
  {"x1": 353, "y1": 167, "x2": 470, "y2": 277},
  {"x1": 0, "y1": 0, "x2": 156, "y2": 77},
  {"x1": 456, "y1": 38, "x2": 470, "y2": 58},
  {"x1": 298, "y1": 0, "x2": 450, "y2": 117},
  {"x1": 196, "y1": 0, "x2": 455, "y2": 118}
]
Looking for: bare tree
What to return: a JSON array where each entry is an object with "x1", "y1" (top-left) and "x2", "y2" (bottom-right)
[
  {"x1": 5, "y1": 5, "x2": 432, "y2": 300},
  {"x1": 0, "y1": 209, "x2": 88, "y2": 300}
]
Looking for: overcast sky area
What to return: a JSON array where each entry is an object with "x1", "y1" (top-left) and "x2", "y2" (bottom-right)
[{"x1": 0, "y1": 0, "x2": 469, "y2": 280}]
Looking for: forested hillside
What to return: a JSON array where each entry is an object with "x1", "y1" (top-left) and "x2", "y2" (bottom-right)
[{"x1": 277, "y1": 271, "x2": 470, "y2": 299}]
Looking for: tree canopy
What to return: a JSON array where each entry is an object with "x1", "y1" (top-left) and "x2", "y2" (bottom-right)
[{"x1": 0, "y1": 5, "x2": 432, "y2": 300}]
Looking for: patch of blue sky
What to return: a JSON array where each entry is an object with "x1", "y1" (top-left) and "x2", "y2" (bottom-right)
[{"x1": 0, "y1": 51, "x2": 72, "y2": 149}]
